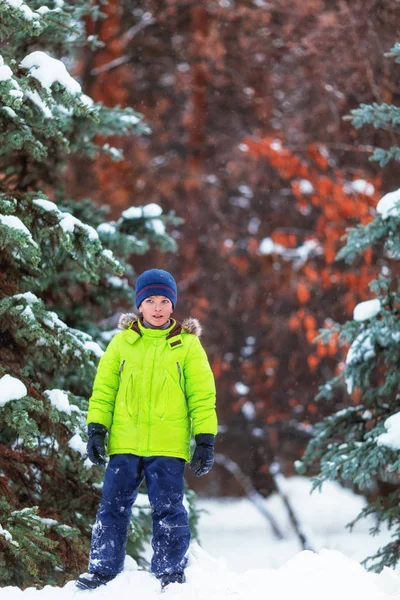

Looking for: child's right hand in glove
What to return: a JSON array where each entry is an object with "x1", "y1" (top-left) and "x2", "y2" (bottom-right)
[{"x1": 87, "y1": 423, "x2": 108, "y2": 466}]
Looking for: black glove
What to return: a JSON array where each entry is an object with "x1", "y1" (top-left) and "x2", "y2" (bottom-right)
[
  {"x1": 190, "y1": 434, "x2": 215, "y2": 477},
  {"x1": 87, "y1": 423, "x2": 108, "y2": 466}
]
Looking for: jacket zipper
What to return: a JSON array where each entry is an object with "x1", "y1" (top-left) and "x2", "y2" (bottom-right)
[
  {"x1": 177, "y1": 362, "x2": 185, "y2": 396},
  {"x1": 119, "y1": 360, "x2": 125, "y2": 381}
]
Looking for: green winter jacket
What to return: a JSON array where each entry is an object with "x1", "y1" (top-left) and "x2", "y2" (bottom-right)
[{"x1": 87, "y1": 314, "x2": 217, "y2": 462}]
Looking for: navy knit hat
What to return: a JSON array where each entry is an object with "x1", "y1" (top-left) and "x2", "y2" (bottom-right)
[{"x1": 135, "y1": 269, "x2": 177, "y2": 309}]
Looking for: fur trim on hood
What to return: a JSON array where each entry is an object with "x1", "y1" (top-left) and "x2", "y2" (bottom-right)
[
  {"x1": 117, "y1": 313, "x2": 202, "y2": 337},
  {"x1": 117, "y1": 312, "x2": 137, "y2": 330}
]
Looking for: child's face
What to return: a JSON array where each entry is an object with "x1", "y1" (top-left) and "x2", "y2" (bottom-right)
[{"x1": 139, "y1": 295, "x2": 173, "y2": 327}]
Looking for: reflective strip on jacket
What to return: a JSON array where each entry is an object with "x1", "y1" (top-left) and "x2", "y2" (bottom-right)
[{"x1": 87, "y1": 315, "x2": 217, "y2": 462}]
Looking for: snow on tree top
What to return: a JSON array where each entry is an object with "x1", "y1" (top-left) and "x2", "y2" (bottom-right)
[
  {"x1": 20, "y1": 51, "x2": 82, "y2": 95},
  {"x1": 376, "y1": 412, "x2": 400, "y2": 451},
  {"x1": 353, "y1": 299, "x2": 381, "y2": 321},
  {"x1": 0, "y1": 374, "x2": 27, "y2": 407},
  {"x1": 376, "y1": 187, "x2": 400, "y2": 219}
]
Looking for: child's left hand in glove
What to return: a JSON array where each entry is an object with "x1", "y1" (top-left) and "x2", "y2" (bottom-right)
[{"x1": 190, "y1": 434, "x2": 215, "y2": 476}]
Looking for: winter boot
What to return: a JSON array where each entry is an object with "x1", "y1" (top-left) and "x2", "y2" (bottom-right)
[
  {"x1": 160, "y1": 572, "x2": 186, "y2": 590},
  {"x1": 75, "y1": 571, "x2": 117, "y2": 590}
]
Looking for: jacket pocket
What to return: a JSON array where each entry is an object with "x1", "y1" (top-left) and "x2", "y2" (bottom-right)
[
  {"x1": 158, "y1": 367, "x2": 187, "y2": 421},
  {"x1": 155, "y1": 370, "x2": 169, "y2": 420},
  {"x1": 125, "y1": 370, "x2": 140, "y2": 421}
]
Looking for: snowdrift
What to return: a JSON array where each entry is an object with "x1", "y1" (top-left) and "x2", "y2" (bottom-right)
[{"x1": 3, "y1": 544, "x2": 400, "y2": 600}]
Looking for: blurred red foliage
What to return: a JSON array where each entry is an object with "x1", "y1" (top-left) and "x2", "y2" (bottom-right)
[{"x1": 68, "y1": 0, "x2": 400, "y2": 494}]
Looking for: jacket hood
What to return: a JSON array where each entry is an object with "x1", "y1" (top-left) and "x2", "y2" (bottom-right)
[{"x1": 117, "y1": 313, "x2": 202, "y2": 337}]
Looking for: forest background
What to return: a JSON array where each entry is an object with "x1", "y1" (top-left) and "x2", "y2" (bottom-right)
[
  {"x1": 69, "y1": 0, "x2": 399, "y2": 497},
  {"x1": 2, "y1": 0, "x2": 400, "y2": 588}
]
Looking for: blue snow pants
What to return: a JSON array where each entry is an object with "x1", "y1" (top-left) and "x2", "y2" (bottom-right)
[{"x1": 88, "y1": 454, "x2": 190, "y2": 578}]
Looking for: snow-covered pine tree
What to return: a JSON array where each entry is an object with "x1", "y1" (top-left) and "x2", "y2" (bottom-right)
[
  {"x1": 0, "y1": 0, "x2": 184, "y2": 587},
  {"x1": 297, "y1": 42, "x2": 400, "y2": 572}
]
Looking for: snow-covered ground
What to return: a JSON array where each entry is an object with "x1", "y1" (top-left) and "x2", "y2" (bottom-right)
[
  {"x1": 196, "y1": 477, "x2": 394, "y2": 571},
  {"x1": 3, "y1": 477, "x2": 400, "y2": 600}
]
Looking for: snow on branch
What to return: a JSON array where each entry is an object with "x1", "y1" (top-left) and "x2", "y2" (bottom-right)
[
  {"x1": 0, "y1": 524, "x2": 19, "y2": 548},
  {"x1": 0, "y1": 374, "x2": 27, "y2": 408},
  {"x1": 0, "y1": 214, "x2": 38, "y2": 249},
  {"x1": 376, "y1": 412, "x2": 400, "y2": 451},
  {"x1": 20, "y1": 51, "x2": 81, "y2": 95},
  {"x1": 32, "y1": 197, "x2": 124, "y2": 274},
  {"x1": 376, "y1": 187, "x2": 400, "y2": 220},
  {"x1": 43, "y1": 389, "x2": 81, "y2": 415},
  {"x1": 259, "y1": 237, "x2": 322, "y2": 270},
  {"x1": 0, "y1": 293, "x2": 102, "y2": 367},
  {"x1": 0, "y1": 0, "x2": 48, "y2": 36},
  {"x1": 353, "y1": 299, "x2": 381, "y2": 322},
  {"x1": 19, "y1": 51, "x2": 97, "y2": 119},
  {"x1": 0, "y1": 55, "x2": 24, "y2": 107}
]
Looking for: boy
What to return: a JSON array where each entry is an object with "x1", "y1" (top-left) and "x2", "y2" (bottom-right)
[{"x1": 76, "y1": 269, "x2": 217, "y2": 591}]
